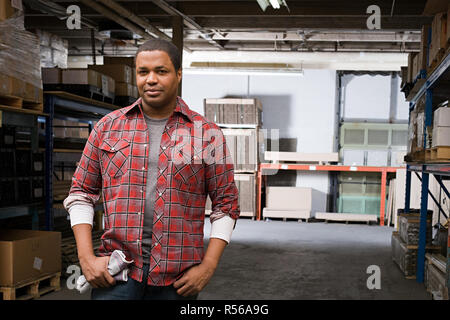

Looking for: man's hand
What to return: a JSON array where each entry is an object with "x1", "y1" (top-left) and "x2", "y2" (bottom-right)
[
  {"x1": 79, "y1": 255, "x2": 116, "y2": 288},
  {"x1": 173, "y1": 260, "x2": 216, "y2": 297}
]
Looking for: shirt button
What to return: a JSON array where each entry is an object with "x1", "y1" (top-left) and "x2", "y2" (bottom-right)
[
  {"x1": 162, "y1": 146, "x2": 166, "y2": 150},
  {"x1": 159, "y1": 169, "x2": 163, "y2": 174},
  {"x1": 140, "y1": 188, "x2": 144, "y2": 193},
  {"x1": 111, "y1": 147, "x2": 115, "y2": 151},
  {"x1": 158, "y1": 192, "x2": 162, "y2": 197},
  {"x1": 142, "y1": 166, "x2": 145, "y2": 170}
]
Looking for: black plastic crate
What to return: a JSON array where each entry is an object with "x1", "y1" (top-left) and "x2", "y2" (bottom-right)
[
  {"x1": 0, "y1": 126, "x2": 15, "y2": 148},
  {"x1": 15, "y1": 150, "x2": 32, "y2": 177},
  {"x1": 32, "y1": 152, "x2": 45, "y2": 176},
  {"x1": 0, "y1": 179, "x2": 16, "y2": 207},
  {"x1": 31, "y1": 177, "x2": 45, "y2": 202},
  {"x1": 17, "y1": 178, "x2": 32, "y2": 204},
  {"x1": 0, "y1": 150, "x2": 15, "y2": 178}
]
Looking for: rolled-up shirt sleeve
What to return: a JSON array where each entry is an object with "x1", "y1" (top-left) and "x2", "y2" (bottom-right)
[{"x1": 63, "y1": 122, "x2": 103, "y2": 227}]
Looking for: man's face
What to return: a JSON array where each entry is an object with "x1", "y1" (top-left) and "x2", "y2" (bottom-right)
[{"x1": 135, "y1": 50, "x2": 181, "y2": 109}]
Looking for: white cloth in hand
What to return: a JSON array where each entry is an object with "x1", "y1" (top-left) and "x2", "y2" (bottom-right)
[{"x1": 76, "y1": 250, "x2": 134, "y2": 294}]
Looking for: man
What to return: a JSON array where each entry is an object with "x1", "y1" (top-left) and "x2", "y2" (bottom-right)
[{"x1": 63, "y1": 39, "x2": 240, "y2": 300}]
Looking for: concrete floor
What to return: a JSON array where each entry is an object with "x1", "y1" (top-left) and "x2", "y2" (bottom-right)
[{"x1": 38, "y1": 219, "x2": 430, "y2": 300}]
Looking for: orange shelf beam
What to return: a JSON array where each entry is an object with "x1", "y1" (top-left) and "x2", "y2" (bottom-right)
[{"x1": 257, "y1": 163, "x2": 399, "y2": 226}]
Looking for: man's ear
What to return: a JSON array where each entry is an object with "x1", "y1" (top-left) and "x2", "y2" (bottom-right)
[{"x1": 177, "y1": 69, "x2": 182, "y2": 83}]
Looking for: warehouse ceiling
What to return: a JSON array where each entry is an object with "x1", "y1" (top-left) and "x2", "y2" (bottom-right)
[{"x1": 23, "y1": 0, "x2": 432, "y2": 56}]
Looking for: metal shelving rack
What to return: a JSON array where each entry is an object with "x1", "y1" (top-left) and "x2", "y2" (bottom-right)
[
  {"x1": 404, "y1": 51, "x2": 450, "y2": 285},
  {"x1": 43, "y1": 91, "x2": 120, "y2": 231},
  {"x1": 257, "y1": 163, "x2": 399, "y2": 225},
  {"x1": 0, "y1": 106, "x2": 48, "y2": 229}
]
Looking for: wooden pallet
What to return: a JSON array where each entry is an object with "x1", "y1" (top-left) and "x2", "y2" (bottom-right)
[
  {"x1": 405, "y1": 150, "x2": 426, "y2": 163},
  {"x1": 0, "y1": 95, "x2": 43, "y2": 112},
  {"x1": 425, "y1": 147, "x2": 450, "y2": 162},
  {"x1": 0, "y1": 272, "x2": 61, "y2": 300}
]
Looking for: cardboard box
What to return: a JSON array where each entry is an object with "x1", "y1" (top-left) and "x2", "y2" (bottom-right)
[
  {"x1": 0, "y1": 229, "x2": 61, "y2": 286},
  {"x1": 429, "y1": 12, "x2": 448, "y2": 64},
  {"x1": 42, "y1": 67, "x2": 61, "y2": 84},
  {"x1": 432, "y1": 126, "x2": 450, "y2": 147},
  {"x1": 98, "y1": 73, "x2": 115, "y2": 96},
  {"x1": 10, "y1": 76, "x2": 25, "y2": 98},
  {"x1": 62, "y1": 69, "x2": 98, "y2": 86},
  {"x1": 0, "y1": 73, "x2": 12, "y2": 96},
  {"x1": 433, "y1": 107, "x2": 450, "y2": 127},
  {"x1": 115, "y1": 82, "x2": 134, "y2": 97},
  {"x1": 24, "y1": 82, "x2": 43, "y2": 103},
  {"x1": 88, "y1": 64, "x2": 132, "y2": 84},
  {"x1": 0, "y1": 0, "x2": 18, "y2": 22}
]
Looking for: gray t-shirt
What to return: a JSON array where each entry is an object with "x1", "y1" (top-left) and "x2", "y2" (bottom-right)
[{"x1": 142, "y1": 114, "x2": 168, "y2": 260}]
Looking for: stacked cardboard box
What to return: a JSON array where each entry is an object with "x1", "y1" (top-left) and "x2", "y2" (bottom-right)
[
  {"x1": 429, "y1": 11, "x2": 448, "y2": 67},
  {"x1": 53, "y1": 119, "x2": 89, "y2": 139},
  {"x1": 222, "y1": 128, "x2": 263, "y2": 172},
  {"x1": 0, "y1": 2, "x2": 43, "y2": 104},
  {"x1": 88, "y1": 64, "x2": 138, "y2": 99},
  {"x1": 432, "y1": 107, "x2": 450, "y2": 147}
]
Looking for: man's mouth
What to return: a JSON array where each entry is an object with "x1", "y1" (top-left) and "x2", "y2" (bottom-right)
[{"x1": 144, "y1": 89, "x2": 162, "y2": 97}]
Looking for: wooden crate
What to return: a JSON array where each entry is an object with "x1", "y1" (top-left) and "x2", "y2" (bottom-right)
[
  {"x1": 204, "y1": 98, "x2": 262, "y2": 126},
  {"x1": 0, "y1": 272, "x2": 60, "y2": 300},
  {"x1": 398, "y1": 213, "x2": 432, "y2": 246}
]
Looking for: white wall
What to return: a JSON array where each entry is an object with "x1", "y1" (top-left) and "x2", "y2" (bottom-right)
[
  {"x1": 182, "y1": 69, "x2": 337, "y2": 213},
  {"x1": 342, "y1": 74, "x2": 409, "y2": 121}
]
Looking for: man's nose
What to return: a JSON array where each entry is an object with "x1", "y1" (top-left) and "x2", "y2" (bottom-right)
[{"x1": 146, "y1": 71, "x2": 157, "y2": 84}]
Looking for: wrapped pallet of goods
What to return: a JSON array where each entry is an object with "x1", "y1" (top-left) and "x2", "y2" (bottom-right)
[{"x1": 0, "y1": 3, "x2": 43, "y2": 109}]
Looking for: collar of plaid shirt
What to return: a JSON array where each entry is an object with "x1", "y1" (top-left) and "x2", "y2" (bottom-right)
[{"x1": 71, "y1": 96, "x2": 240, "y2": 286}]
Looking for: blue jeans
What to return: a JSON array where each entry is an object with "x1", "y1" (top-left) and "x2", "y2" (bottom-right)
[{"x1": 91, "y1": 264, "x2": 198, "y2": 300}]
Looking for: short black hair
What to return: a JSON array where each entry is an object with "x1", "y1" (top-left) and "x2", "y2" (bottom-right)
[{"x1": 135, "y1": 39, "x2": 181, "y2": 71}]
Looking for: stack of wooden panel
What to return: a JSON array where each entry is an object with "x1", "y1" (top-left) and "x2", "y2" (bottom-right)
[
  {"x1": 205, "y1": 173, "x2": 257, "y2": 218},
  {"x1": 263, "y1": 187, "x2": 322, "y2": 221},
  {"x1": 204, "y1": 98, "x2": 263, "y2": 219},
  {"x1": 204, "y1": 98, "x2": 262, "y2": 126}
]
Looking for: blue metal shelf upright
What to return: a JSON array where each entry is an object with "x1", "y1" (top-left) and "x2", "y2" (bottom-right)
[
  {"x1": 404, "y1": 51, "x2": 450, "y2": 286},
  {"x1": 43, "y1": 91, "x2": 120, "y2": 231}
]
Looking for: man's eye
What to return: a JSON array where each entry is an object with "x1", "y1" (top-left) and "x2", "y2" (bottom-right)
[{"x1": 159, "y1": 70, "x2": 167, "y2": 74}]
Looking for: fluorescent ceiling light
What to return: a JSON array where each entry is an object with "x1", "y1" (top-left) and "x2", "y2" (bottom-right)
[
  {"x1": 269, "y1": 0, "x2": 280, "y2": 9},
  {"x1": 256, "y1": 0, "x2": 288, "y2": 11}
]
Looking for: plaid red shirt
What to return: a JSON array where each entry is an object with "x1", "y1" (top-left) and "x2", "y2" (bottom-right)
[{"x1": 69, "y1": 97, "x2": 240, "y2": 286}]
